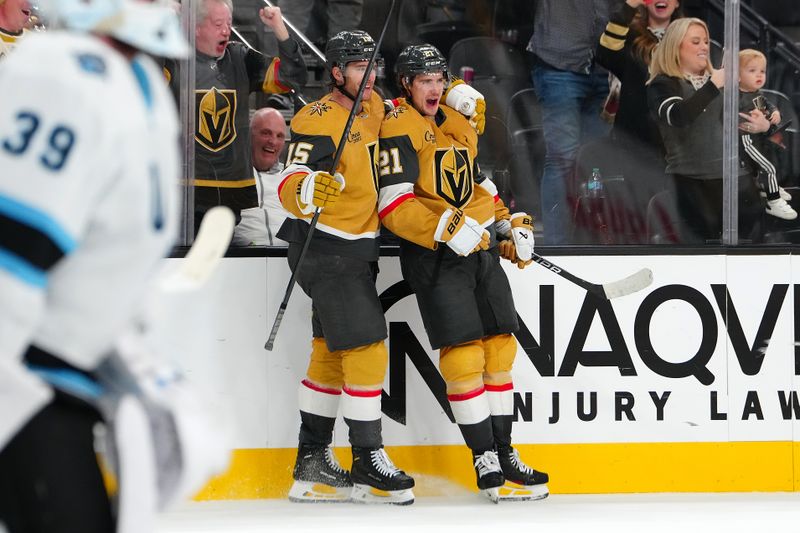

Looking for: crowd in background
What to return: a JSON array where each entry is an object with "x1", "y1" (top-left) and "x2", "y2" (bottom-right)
[{"x1": 3, "y1": 0, "x2": 798, "y2": 247}]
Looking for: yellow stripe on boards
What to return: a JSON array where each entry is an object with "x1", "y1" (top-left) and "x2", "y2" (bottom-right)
[{"x1": 193, "y1": 442, "x2": 800, "y2": 500}]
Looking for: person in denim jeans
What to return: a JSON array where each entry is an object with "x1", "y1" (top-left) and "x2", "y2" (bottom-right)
[{"x1": 527, "y1": 0, "x2": 612, "y2": 244}]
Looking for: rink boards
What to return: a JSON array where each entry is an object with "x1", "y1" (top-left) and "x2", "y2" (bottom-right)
[{"x1": 149, "y1": 253, "x2": 800, "y2": 497}]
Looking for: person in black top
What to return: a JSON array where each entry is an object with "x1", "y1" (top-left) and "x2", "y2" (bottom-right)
[
  {"x1": 596, "y1": 0, "x2": 683, "y2": 231},
  {"x1": 647, "y1": 18, "x2": 771, "y2": 244},
  {"x1": 597, "y1": 0, "x2": 682, "y2": 150}
]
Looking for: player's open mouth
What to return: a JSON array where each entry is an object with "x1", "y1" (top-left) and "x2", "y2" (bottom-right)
[
  {"x1": 22, "y1": 8, "x2": 31, "y2": 16},
  {"x1": 654, "y1": 2, "x2": 668, "y2": 10},
  {"x1": 426, "y1": 98, "x2": 438, "y2": 106},
  {"x1": 262, "y1": 147, "x2": 275, "y2": 154}
]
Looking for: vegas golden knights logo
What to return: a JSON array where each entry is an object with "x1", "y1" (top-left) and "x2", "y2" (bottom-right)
[
  {"x1": 434, "y1": 147, "x2": 472, "y2": 209},
  {"x1": 196, "y1": 87, "x2": 237, "y2": 152}
]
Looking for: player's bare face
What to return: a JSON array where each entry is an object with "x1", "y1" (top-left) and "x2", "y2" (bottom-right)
[
  {"x1": 679, "y1": 24, "x2": 710, "y2": 77},
  {"x1": 409, "y1": 72, "x2": 445, "y2": 118},
  {"x1": 0, "y1": 0, "x2": 32, "y2": 32},
  {"x1": 251, "y1": 112, "x2": 287, "y2": 171},
  {"x1": 342, "y1": 61, "x2": 375, "y2": 101},
  {"x1": 196, "y1": 0, "x2": 232, "y2": 57},
  {"x1": 739, "y1": 58, "x2": 766, "y2": 92}
]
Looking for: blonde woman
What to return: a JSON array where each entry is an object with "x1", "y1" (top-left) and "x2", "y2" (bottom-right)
[{"x1": 647, "y1": 18, "x2": 770, "y2": 243}]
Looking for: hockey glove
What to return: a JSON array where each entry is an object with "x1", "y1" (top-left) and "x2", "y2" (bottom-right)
[
  {"x1": 498, "y1": 239, "x2": 531, "y2": 269},
  {"x1": 434, "y1": 208, "x2": 490, "y2": 256},
  {"x1": 297, "y1": 171, "x2": 345, "y2": 214},
  {"x1": 443, "y1": 79, "x2": 486, "y2": 135}
]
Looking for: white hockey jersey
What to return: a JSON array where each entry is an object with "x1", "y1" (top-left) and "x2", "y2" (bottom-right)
[{"x1": 0, "y1": 32, "x2": 180, "y2": 371}]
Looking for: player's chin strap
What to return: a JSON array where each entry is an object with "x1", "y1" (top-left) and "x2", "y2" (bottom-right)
[{"x1": 334, "y1": 74, "x2": 360, "y2": 103}]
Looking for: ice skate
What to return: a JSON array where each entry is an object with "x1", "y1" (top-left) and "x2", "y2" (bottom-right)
[
  {"x1": 496, "y1": 445, "x2": 550, "y2": 501},
  {"x1": 766, "y1": 198, "x2": 798, "y2": 220},
  {"x1": 473, "y1": 450, "x2": 505, "y2": 503},
  {"x1": 350, "y1": 447, "x2": 415, "y2": 505},
  {"x1": 288, "y1": 444, "x2": 352, "y2": 503}
]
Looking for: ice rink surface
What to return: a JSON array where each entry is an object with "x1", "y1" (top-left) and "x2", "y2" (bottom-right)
[{"x1": 157, "y1": 492, "x2": 800, "y2": 533}]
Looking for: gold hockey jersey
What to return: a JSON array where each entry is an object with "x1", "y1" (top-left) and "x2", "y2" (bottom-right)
[
  {"x1": 276, "y1": 91, "x2": 383, "y2": 261},
  {"x1": 377, "y1": 100, "x2": 495, "y2": 249}
]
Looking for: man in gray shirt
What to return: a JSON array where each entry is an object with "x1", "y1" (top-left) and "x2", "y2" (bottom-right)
[{"x1": 527, "y1": 0, "x2": 612, "y2": 244}]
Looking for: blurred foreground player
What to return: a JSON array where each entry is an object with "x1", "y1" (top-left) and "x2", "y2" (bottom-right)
[{"x1": 0, "y1": 1, "x2": 228, "y2": 531}]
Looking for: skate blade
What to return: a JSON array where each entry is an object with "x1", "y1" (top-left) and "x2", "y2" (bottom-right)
[
  {"x1": 480, "y1": 487, "x2": 501, "y2": 504},
  {"x1": 350, "y1": 484, "x2": 414, "y2": 505},
  {"x1": 496, "y1": 482, "x2": 549, "y2": 501},
  {"x1": 288, "y1": 480, "x2": 352, "y2": 503}
]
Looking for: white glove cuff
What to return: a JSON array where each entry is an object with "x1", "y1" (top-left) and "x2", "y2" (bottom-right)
[
  {"x1": 495, "y1": 218, "x2": 512, "y2": 238},
  {"x1": 446, "y1": 216, "x2": 485, "y2": 256},
  {"x1": 434, "y1": 208, "x2": 455, "y2": 242},
  {"x1": 297, "y1": 172, "x2": 318, "y2": 215},
  {"x1": 445, "y1": 83, "x2": 478, "y2": 116}
]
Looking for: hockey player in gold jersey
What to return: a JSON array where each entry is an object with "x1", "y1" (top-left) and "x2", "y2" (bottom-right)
[
  {"x1": 378, "y1": 44, "x2": 549, "y2": 502},
  {"x1": 276, "y1": 30, "x2": 415, "y2": 505}
]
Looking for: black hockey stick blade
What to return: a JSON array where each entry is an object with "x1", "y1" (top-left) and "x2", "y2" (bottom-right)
[
  {"x1": 531, "y1": 252, "x2": 653, "y2": 300},
  {"x1": 264, "y1": 0, "x2": 397, "y2": 351}
]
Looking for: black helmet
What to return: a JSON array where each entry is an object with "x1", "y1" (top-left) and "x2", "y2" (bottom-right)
[
  {"x1": 325, "y1": 30, "x2": 377, "y2": 72},
  {"x1": 394, "y1": 44, "x2": 448, "y2": 82}
]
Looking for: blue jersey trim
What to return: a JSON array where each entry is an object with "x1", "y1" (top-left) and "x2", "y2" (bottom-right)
[
  {"x1": 27, "y1": 366, "x2": 104, "y2": 400},
  {"x1": 0, "y1": 194, "x2": 77, "y2": 254},
  {"x1": 131, "y1": 59, "x2": 153, "y2": 110},
  {"x1": 0, "y1": 247, "x2": 47, "y2": 288}
]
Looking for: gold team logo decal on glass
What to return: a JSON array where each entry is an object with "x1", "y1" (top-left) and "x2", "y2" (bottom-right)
[
  {"x1": 309, "y1": 101, "x2": 332, "y2": 116},
  {"x1": 434, "y1": 147, "x2": 472, "y2": 209},
  {"x1": 196, "y1": 87, "x2": 237, "y2": 152}
]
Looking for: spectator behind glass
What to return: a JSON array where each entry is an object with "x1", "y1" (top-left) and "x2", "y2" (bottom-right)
[
  {"x1": 597, "y1": 0, "x2": 682, "y2": 151},
  {"x1": 0, "y1": 0, "x2": 32, "y2": 59},
  {"x1": 596, "y1": 0, "x2": 682, "y2": 230},
  {"x1": 277, "y1": 0, "x2": 363, "y2": 44},
  {"x1": 527, "y1": 0, "x2": 612, "y2": 245},
  {"x1": 647, "y1": 18, "x2": 771, "y2": 244},
  {"x1": 231, "y1": 107, "x2": 291, "y2": 246},
  {"x1": 738, "y1": 49, "x2": 797, "y2": 220},
  {"x1": 164, "y1": 0, "x2": 306, "y2": 236}
]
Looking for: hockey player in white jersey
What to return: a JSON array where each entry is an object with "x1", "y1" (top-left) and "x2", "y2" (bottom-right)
[{"x1": 0, "y1": 1, "x2": 228, "y2": 532}]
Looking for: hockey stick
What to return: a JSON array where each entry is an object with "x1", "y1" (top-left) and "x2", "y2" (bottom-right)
[
  {"x1": 262, "y1": 0, "x2": 326, "y2": 63},
  {"x1": 264, "y1": 0, "x2": 397, "y2": 351},
  {"x1": 159, "y1": 206, "x2": 235, "y2": 293},
  {"x1": 530, "y1": 252, "x2": 653, "y2": 300}
]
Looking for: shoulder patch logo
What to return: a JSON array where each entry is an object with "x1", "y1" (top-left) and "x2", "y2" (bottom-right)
[
  {"x1": 387, "y1": 106, "x2": 405, "y2": 119},
  {"x1": 196, "y1": 87, "x2": 237, "y2": 152},
  {"x1": 309, "y1": 101, "x2": 332, "y2": 116},
  {"x1": 434, "y1": 147, "x2": 473, "y2": 209},
  {"x1": 424, "y1": 130, "x2": 436, "y2": 143}
]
